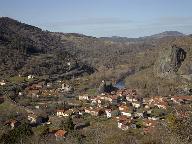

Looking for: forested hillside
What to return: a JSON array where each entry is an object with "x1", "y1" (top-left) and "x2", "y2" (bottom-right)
[{"x1": 0, "y1": 17, "x2": 94, "y2": 78}]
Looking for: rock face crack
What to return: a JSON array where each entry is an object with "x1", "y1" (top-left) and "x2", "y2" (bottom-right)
[{"x1": 171, "y1": 45, "x2": 186, "y2": 72}]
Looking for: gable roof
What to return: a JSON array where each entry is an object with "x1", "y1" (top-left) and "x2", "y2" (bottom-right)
[{"x1": 55, "y1": 130, "x2": 67, "y2": 137}]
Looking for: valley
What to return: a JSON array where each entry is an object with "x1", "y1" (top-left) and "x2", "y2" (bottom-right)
[{"x1": 1, "y1": 17, "x2": 192, "y2": 144}]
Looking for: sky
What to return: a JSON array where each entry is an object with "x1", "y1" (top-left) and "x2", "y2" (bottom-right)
[{"x1": 0, "y1": 0, "x2": 192, "y2": 37}]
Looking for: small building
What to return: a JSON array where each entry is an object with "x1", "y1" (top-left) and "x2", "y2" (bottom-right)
[
  {"x1": 132, "y1": 102, "x2": 141, "y2": 108},
  {"x1": 28, "y1": 75, "x2": 35, "y2": 79},
  {"x1": 105, "y1": 109, "x2": 120, "y2": 118},
  {"x1": 119, "y1": 105, "x2": 132, "y2": 117},
  {"x1": 61, "y1": 83, "x2": 73, "y2": 92},
  {"x1": 28, "y1": 114, "x2": 48, "y2": 125},
  {"x1": 90, "y1": 108, "x2": 103, "y2": 116},
  {"x1": 79, "y1": 94, "x2": 90, "y2": 101},
  {"x1": 84, "y1": 107, "x2": 103, "y2": 116},
  {"x1": 118, "y1": 105, "x2": 129, "y2": 111},
  {"x1": 46, "y1": 82, "x2": 53, "y2": 88},
  {"x1": 63, "y1": 109, "x2": 74, "y2": 117},
  {"x1": 18, "y1": 92, "x2": 23, "y2": 96},
  {"x1": 149, "y1": 96, "x2": 168, "y2": 109},
  {"x1": 55, "y1": 130, "x2": 67, "y2": 141},
  {"x1": 143, "y1": 119, "x2": 157, "y2": 128},
  {"x1": 4, "y1": 119, "x2": 21, "y2": 129},
  {"x1": 121, "y1": 110, "x2": 132, "y2": 117},
  {"x1": 117, "y1": 116, "x2": 131, "y2": 131},
  {"x1": 56, "y1": 110, "x2": 65, "y2": 117},
  {"x1": 0, "y1": 80, "x2": 6, "y2": 86},
  {"x1": 134, "y1": 112, "x2": 144, "y2": 118}
]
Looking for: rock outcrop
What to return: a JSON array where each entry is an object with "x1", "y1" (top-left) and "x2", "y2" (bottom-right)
[{"x1": 156, "y1": 45, "x2": 186, "y2": 78}]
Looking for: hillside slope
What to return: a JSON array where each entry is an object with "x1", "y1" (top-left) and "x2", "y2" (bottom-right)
[{"x1": 0, "y1": 17, "x2": 94, "y2": 78}]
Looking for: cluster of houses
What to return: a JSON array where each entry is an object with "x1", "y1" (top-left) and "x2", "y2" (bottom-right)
[
  {"x1": 43, "y1": 87, "x2": 192, "y2": 137},
  {"x1": 2, "y1": 77, "x2": 192, "y2": 141},
  {"x1": 75, "y1": 89, "x2": 192, "y2": 133},
  {"x1": 23, "y1": 81, "x2": 73, "y2": 98}
]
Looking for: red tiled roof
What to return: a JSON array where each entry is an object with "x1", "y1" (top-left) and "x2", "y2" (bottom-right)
[
  {"x1": 143, "y1": 119, "x2": 157, "y2": 127},
  {"x1": 55, "y1": 130, "x2": 67, "y2": 137}
]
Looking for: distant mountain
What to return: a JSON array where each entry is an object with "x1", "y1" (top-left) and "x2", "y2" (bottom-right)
[
  {"x1": 0, "y1": 17, "x2": 94, "y2": 78},
  {"x1": 100, "y1": 31, "x2": 185, "y2": 43},
  {"x1": 149, "y1": 31, "x2": 185, "y2": 39}
]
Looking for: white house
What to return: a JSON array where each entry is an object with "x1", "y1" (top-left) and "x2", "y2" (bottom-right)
[
  {"x1": 28, "y1": 75, "x2": 35, "y2": 79},
  {"x1": 56, "y1": 110, "x2": 65, "y2": 117},
  {"x1": 79, "y1": 94, "x2": 90, "y2": 101},
  {"x1": 0, "y1": 80, "x2": 6, "y2": 86},
  {"x1": 134, "y1": 112, "x2": 143, "y2": 118},
  {"x1": 118, "y1": 121, "x2": 129, "y2": 131},
  {"x1": 132, "y1": 102, "x2": 141, "y2": 108},
  {"x1": 105, "y1": 109, "x2": 112, "y2": 118},
  {"x1": 121, "y1": 111, "x2": 132, "y2": 117}
]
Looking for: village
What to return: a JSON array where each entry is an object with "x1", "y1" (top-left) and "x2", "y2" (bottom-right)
[{"x1": 1, "y1": 76, "x2": 192, "y2": 142}]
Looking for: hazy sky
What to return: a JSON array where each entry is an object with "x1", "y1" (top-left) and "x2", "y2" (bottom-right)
[{"x1": 1, "y1": 0, "x2": 192, "y2": 37}]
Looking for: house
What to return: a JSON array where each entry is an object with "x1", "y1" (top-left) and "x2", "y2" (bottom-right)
[
  {"x1": 109, "y1": 95, "x2": 120, "y2": 105},
  {"x1": 90, "y1": 108, "x2": 103, "y2": 116},
  {"x1": 0, "y1": 80, "x2": 6, "y2": 86},
  {"x1": 61, "y1": 83, "x2": 72, "y2": 92},
  {"x1": 55, "y1": 130, "x2": 67, "y2": 141},
  {"x1": 79, "y1": 94, "x2": 90, "y2": 101},
  {"x1": 28, "y1": 114, "x2": 38, "y2": 124},
  {"x1": 126, "y1": 95, "x2": 138, "y2": 103},
  {"x1": 143, "y1": 119, "x2": 157, "y2": 128},
  {"x1": 63, "y1": 109, "x2": 74, "y2": 117},
  {"x1": 46, "y1": 82, "x2": 53, "y2": 88},
  {"x1": 121, "y1": 110, "x2": 132, "y2": 117},
  {"x1": 84, "y1": 107, "x2": 103, "y2": 116},
  {"x1": 18, "y1": 92, "x2": 23, "y2": 96},
  {"x1": 118, "y1": 105, "x2": 129, "y2": 111},
  {"x1": 149, "y1": 96, "x2": 168, "y2": 109},
  {"x1": 28, "y1": 75, "x2": 35, "y2": 79},
  {"x1": 118, "y1": 121, "x2": 129, "y2": 131},
  {"x1": 84, "y1": 108, "x2": 91, "y2": 114},
  {"x1": 4, "y1": 119, "x2": 21, "y2": 129},
  {"x1": 90, "y1": 96, "x2": 104, "y2": 106},
  {"x1": 78, "y1": 109, "x2": 85, "y2": 116},
  {"x1": 105, "y1": 109, "x2": 112, "y2": 118},
  {"x1": 132, "y1": 102, "x2": 141, "y2": 108},
  {"x1": 148, "y1": 117, "x2": 159, "y2": 121},
  {"x1": 118, "y1": 104, "x2": 132, "y2": 117},
  {"x1": 28, "y1": 114, "x2": 48, "y2": 125},
  {"x1": 56, "y1": 110, "x2": 65, "y2": 117},
  {"x1": 117, "y1": 116, "x2": 131, "y2": 131},
  {"x1": 134, "y1": 111, "x2": 144, "y2": 118},
  {"x1": 105, "y1": 109, "x2": 120, "y2": 118}
]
